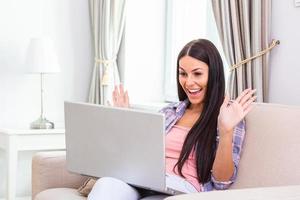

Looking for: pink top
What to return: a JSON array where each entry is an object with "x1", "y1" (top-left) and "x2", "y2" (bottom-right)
[{"x1": 165, "y1": 125, "x2": 201, "y2": 191}]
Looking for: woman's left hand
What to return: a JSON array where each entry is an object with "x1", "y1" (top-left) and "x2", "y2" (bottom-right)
[{"x1": 218, "y1": 88, "x2": 257, "y2": 137}]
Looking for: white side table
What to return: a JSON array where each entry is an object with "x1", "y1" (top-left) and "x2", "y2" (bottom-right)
[{"x1": 0, "y1": 128, "x2": 65, "y2": 200}]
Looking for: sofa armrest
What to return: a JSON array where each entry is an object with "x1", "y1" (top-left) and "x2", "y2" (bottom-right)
[
  {"x1": 32, "y1": 151, "x2": 88, "y2": 199},
  {"x1": 164, "y1": 185, "x2": 300, "y2": 200}
]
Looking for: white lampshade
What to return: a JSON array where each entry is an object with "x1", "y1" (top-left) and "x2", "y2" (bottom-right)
[{"x1": 25, "y1": 37, "x2": 60, "y2": 74}]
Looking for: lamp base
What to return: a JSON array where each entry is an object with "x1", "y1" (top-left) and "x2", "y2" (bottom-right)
[{"x1": 30, "y1": 117, "x2": 54, "y2": 129}]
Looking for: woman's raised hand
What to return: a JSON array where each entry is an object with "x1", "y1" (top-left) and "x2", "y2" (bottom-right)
[
  {"x1": 217, "y1": 88, "x2": 257, "y2": 137},
  {"x1": 110, "y1": 84, "x2": 130, "y2": 108}
]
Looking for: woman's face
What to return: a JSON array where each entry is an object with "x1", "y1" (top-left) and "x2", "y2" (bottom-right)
[{"x1": 178, "y1": 55, "x2": 209, "y2": 108}]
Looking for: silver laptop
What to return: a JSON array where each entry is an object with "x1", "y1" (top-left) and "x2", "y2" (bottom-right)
[{"x1": 64, "y1": 101, "x2": 183, "y2": 195}]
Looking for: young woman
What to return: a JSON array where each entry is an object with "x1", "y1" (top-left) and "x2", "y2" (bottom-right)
[{"x1": 88, "y1": 39, "x2": 256, "y2": 200}]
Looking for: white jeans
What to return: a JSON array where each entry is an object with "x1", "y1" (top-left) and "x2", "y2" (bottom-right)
[
  {"x1": 165, "y1": 173, "x2": 198, "y2": 193},
  {"x1": 88, "y1": 175, "x2": 198, "y2": 200}
]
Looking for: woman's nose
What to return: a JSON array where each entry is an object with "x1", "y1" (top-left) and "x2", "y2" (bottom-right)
[{"x1": 186, "y1": 75, "x2": 195, "y2": 86}]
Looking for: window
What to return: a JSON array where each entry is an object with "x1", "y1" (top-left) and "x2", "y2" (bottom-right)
[
  {"x1": 164, "y1": 0, "x2": 229, "y2": 102},
  {"x1": 124, "y1": 0, "x2": 228, "y2": 105},
  {"x1": 124, "y1": 0, "x2": 166, "y2": 105}
]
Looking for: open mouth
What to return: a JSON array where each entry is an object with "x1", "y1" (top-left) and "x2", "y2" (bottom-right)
[{"x1": 186, "y1": 88, "x2": 202, "y2": 96}]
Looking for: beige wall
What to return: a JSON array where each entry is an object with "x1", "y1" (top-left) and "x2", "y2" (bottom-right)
[{"x1": 269, "y1": 0, "x2": 300, "y2": 106}]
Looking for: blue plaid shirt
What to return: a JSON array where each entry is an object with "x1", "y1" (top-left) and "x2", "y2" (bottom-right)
[{"x1": 159, "y1": 99, "x2": 246, "y2": 191}]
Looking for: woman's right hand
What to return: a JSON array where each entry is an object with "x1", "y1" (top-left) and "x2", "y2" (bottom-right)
[{"x1": 111, "y1": 84, "x2": 130, "y2": 108}]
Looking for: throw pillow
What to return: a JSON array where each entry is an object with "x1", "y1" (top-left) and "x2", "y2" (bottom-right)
[{"x1": 78, "y1": 177, "x2": 98, "y2": 197}]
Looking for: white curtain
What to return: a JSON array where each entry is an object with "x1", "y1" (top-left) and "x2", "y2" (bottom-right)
[
  {"x1": 88, "y1": 0, "x2": 126, "y2": 104},
  {"x1": 212, "y1": 0, "x2": 272, "y2": 102}
]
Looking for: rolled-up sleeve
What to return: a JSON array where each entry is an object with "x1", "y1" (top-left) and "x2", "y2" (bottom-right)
[{"x1": 211, "y1": 120, "x2": 246, "y2": 190}]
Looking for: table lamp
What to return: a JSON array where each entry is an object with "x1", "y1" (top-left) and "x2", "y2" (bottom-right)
[{"x1": 25, "y1": 37, "x2": 60, "y2": 129}]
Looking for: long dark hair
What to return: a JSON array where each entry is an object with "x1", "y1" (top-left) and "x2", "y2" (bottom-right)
[{"x1": 175, "y1": 39, "x2": 225, "y2": 183}]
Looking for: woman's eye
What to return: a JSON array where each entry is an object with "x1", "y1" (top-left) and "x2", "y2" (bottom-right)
[
  {"x1": 194, "y1": 72, "x2": 202, "y2": 76},
  {"x1": 179, "y1": 72, "x2": 187, "y2": 76}
]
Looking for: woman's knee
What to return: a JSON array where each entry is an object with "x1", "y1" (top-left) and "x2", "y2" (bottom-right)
[{"x1": 88, "y1": 177, "x2": 140, "y2": 200}]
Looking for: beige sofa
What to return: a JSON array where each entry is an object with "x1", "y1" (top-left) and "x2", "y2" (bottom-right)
[{"x1": 32, "y1": 103, "x2": 300, "y2": 200}]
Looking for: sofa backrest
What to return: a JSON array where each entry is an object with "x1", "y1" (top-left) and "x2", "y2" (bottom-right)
[{"x1": 231, "y1": 103, "x2": 300, "y2": 189}]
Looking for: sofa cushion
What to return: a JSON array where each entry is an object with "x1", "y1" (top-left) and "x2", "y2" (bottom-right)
[
  {"x1": 231, "y1": 103, "x2": 300, "y2": 189},
  {"x1": 141, "y1": 195, "x2": 170, "y2": 200},
  {"x1": 34, "y1": 188, "x2": 86, "y2": 200},
  {"x1": 34, "y1": 188, "x2": 168, "y2": 200}
]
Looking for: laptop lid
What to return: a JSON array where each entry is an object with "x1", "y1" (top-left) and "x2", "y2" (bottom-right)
[{"x1": 64, "y1": 101, "x2": 166, "y2": 191}]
